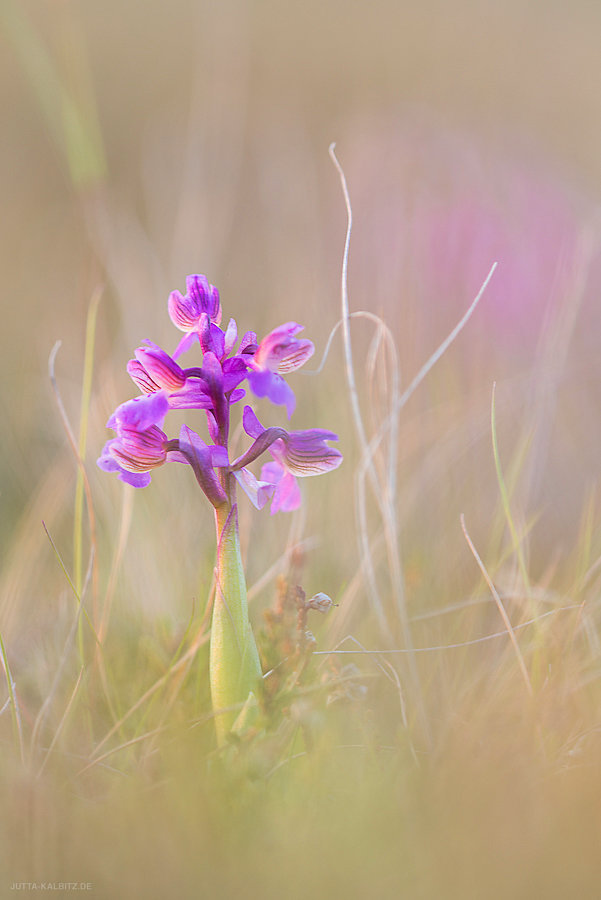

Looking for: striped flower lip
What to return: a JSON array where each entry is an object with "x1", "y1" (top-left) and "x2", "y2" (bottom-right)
[
  {"x1": 108, "y1": 424, "x2": 168, "y2": 472},
  {"x1": 252, "y1": 322, "x2": 314, "y2": 374},
  {"x1": 97, "y1": 392, "x2": 171, "y2": 487},
  {"x1": 270, "y1": 430, "x2": 343, "y2": 476}
]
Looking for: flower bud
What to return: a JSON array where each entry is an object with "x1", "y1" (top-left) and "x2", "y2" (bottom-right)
[{"x1": 306, "y1": 592, "x2": 334, "y2": 613}]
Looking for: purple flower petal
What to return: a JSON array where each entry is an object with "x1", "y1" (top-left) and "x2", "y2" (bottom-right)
[
  {"x1": 233, "y1": 467, "x2": 275, "y2": 510},
  {"x1": 110, "y1": 424, "x2": 168, "y2": 471},
  {"x1": 107, "y1": 392, "x2": 169, "y2": 432},
  {"x1": 230, "y1": 424, "x2": 287, "y2": 472},
  {"x1": 201, "y1": 351, "x2": 224, "y2": 390},
  {"x1": 222, "y1": 357, "x2": 248, "y2": 393},
  {"x1": 200, "y1": 351, "x2": 228, "y2": 431},
  {"x1": 242, "y1": 405, "x2": 264, "y2": 439},
  {"x1": 127, "y1": 359, "x2": 159, "y2": 394},
  {"x1": 260, "y1": 460, "x2": 283, "y2": 483},
  {"x1": 98, "y1": 442, "x2": 153, "y2": 488},
  {"x1": 235, "y1": 407, "x2": 342, "y2": 512},
  {"x1": 260, "y1": 463, "x2": 301, "y2": 514},
  {"x1": 206, "y1": 410, "x2": 220, "y2": 445},
  {"x1": 210, "y1": 444, "x2": 229, "y2": 467},
  {"x1": 172, "y1": 332, "x2": 198, "y2": 360},
  {"x1": 208, "y1": 284, "x2": 221, "y2": 323},
  {"x1": 253, "y1": 322, "x2": 314, "y2": 374},
  {"x1": 168, "y1": 290, "x2": 199, "y2": 332},
  {"x1": 209, "y1": 324, "x2": 225, "y2": 360},
  {"x1": 274, "y1": 472, "x2": 301, "y2": 513},
  {"x1": 97, "y1": 442, "x2": 122, "y2": 473},
  {"x1": 133, "y1": 341, "x2": 186, "y2": 391},
  {"x1": 239, "y1": 331, "x2": 258, "y2": 355},
  {"x1": 176, "y1": 424, "x2": 227, "y2": 507},
  {"x1": 274, "y1": 429, "x2": 343, "y2": 476},
  {"x1": 198, "y1": 315, "x2": 226, "y2": 359},
  {"x1": 167, "y1": 380, "x2": 213, "y2": 410},
  {"x1": 169, "y1": 274, "x2": 222, "y2": 334},
  {"x1": 247, "y1": 369, "x2": 296, "y2": 418},
  {"x1": 177, "y1": 424, "x2": 211, "y2": 463},
  {"x1": 100, "y1": 394, "x2": 170, "y2": 487},
  {"x1": 186, "y1": 274, "x2": 210, "y2": 310},
  {"x1": 275, "y1": 339, "x2": 314, "y2": 374},
  {"x1": 118, "y1": 470, "x2": 152, "y2": 488},
  {"x1": 223, "y1": 318, "x2": 238, "y2": 355},
  {"x1": 229, "y1": 388, "x2": 246, "y2": 404}
]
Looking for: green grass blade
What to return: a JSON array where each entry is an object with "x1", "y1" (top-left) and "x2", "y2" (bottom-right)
[
  {"x1": 491, "y1": 382, "x2": 533, "y2": 602},
  {"x1": 0, "y1": 631, "x2": 24, "y2": 763},
  {"x1": 73, "y1": 289, "x2": 102, "y2": 597},
  {"x1": 1, "y1": 0, "x2": 106, "y2": 189}
]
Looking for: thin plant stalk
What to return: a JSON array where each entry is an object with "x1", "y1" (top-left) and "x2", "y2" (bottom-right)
[
  {"x1": 73, "y1": 288, "x2": 102, "y2": 600},
  {"x1": 37, "y1": 522, "x2": 97, "y2": 747},
  {"x1": 491, "y1": 383, "x2": 533, "y2": 603},
  {"x1": 460, "y1": 514, "x2": 533, "y2": 698},
  {"x1": 37, "y1": 667, "x2": 85, "y2": 778},
  {"x1": 329, "y1": 143, "x2": 392, "y2": 638},
  {"x1": 0, "y1": 631, "x2": 24, "y2": 764},
  {"x1": 48, "y1": 339, "x2": 99, "y2": 671}
]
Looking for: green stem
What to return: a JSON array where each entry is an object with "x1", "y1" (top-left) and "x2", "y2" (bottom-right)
[{"x1": 210, "y1": 477, "x2": 262, "y2": 744}]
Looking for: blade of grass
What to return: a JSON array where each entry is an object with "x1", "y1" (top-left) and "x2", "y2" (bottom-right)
[
  {"x1": 460, "y1": 514, "x2": 533, "y2": 697},
  {"x1": 490, "y1": 383, "x2": 534, "y2": 610},
  {"x1": 89, "y1": 621, "x2": 210, "y2": 761},
  {"x1": 0, "y1": 631, "x2": 24, "y2": 763},
  {"x1": 330, "y1": 144, "x2": 432, "y2": 746},
  {"x1": 571, "y1": 485, "x2": 598, "y2": 593},
  {"x1": 1, "y1": 0, "x2": 106, "y2": 189},
  {"x1": 329, "y1": 143, "x2": 393, "y2": 637},
  {"x1": 485, "y1": 426, "x2": 534, "y2": 567},
  {"x1": 93, "y1": 488, "x2": 133, "y2": 732},
  {"x1": 76, "y1": 727, "x2": 168, "y2": 779},
  {"x1": 73, "y1": 288, "x2": 102, "y2": 602},
  {"x1": 133, "y1": 599, "x2": 200, "y2": 748},
  {"x1": 37, "y1": 667, "x2": 84, "y2": 778},
  {"x1": 41, "y1": 521, "x2": 99, "y2": 645},
  {"x1": 48, "y1": 339, "x2": 100, "y2": 668},
  {"x1": 313, "y1": 605, "x2": 579, "y2": 654},
  {"x1": 30, "y1": 540, "x2": 94, "y2": 759}
]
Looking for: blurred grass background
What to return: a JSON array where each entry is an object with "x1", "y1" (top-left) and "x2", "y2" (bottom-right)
[{"x1": 3, "y1": 0, "x2": 601, "y2": 897}]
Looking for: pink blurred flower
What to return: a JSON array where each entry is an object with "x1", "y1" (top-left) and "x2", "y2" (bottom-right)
[{"x1": 342, "y1": 119, "x2": 581, "y2": 346}]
